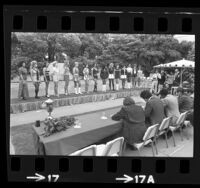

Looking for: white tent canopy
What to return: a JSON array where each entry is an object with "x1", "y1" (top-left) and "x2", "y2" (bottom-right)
[{"x1": 154, "y1": 59, "x2": 195, "y2": 68}]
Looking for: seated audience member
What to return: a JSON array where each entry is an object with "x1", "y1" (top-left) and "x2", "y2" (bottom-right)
[
  {"x1": 177, "y1": 87, "x2": 194, "y2": 125},
  {"x1": 159, "y1": 89, "x2": 180, "y2": 126},
  {"x1": 140, "y1": 90, "x2": 165, "y2": 128},
  {"x1": 187, "y1": 88, "x2": 194, "y2": 99},
  {"x1": 111, "y1": 97, "x2": 147, "y2": 148},
  {"x1": 163, "y1": 83, "x2": 171, "y2": 93},
  {"x1": 177, "y1": 87, "x2": 193, "y2": 113}
]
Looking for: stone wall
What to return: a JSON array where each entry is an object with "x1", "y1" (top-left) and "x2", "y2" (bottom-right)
[{"x1": 10, "y1": 88, "x2": 150, "y2": 114}]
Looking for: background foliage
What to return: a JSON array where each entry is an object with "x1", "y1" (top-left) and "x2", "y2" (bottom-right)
[{"x1": 11, "y1": 33, "x2": 195, "y2": 79}]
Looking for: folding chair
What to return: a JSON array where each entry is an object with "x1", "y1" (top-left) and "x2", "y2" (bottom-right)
[
  {"x1": 133, "y1": 124, "x2": 159, "y2": 156},
  {"x1": 96, "y1": 137, "x2": 124, "y2": 156},
  {"x1": 156, "y1": 117, "x2": 172, "y2": 148},
  {"x1": 169, "y1": 111, "x2": 188, "y2": 147},
  {"x1": 69, "y1": 145, "x2": 97, "y2": 156}
]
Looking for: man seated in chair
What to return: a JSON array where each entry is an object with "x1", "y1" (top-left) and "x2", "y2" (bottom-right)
[
  {"x1": 159, "y1": 89, "x2": 180, "y2": 126},
  {"x1": 111, "y1": 97, "x2": 147, "y2": 150},
  {"x1": 177, "y1": 87, "x2": 194, "y2": 126},
  {"x1": 140, "y1": 90, "x2": 165, "y2": 128}
]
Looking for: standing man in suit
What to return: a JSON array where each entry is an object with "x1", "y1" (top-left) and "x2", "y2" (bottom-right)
[
  {"x1": 140, "y1": 90, "x2": 165, "y2": 127},
  {"x1": 159, "y1": 88, "x2": 180, "y2": 125}
]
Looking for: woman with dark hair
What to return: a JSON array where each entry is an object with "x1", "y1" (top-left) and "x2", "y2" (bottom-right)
[
  {"x1": 114, "y1": 64, "x2": 121, "y2": 91},
  {"x1": 157, "y1": 70, "x2": 166, "y2": 94},
  {"x1": 100, "y1": 65, "x2": 109, "y2": 92},
  {"x1": 83, "y1": 64, "x2": 90, "y2": 93},
  {"x1": 108, "y1": 63, "x2": 115, "y2": 91},
  {"x1": 173, "y1": 69, "x2": 181, "y2": 86},
  {"x1": 30, "y1": 61, "x2": 41, "y2": 99},
  {"x1": 91, "y1": 63, "x2": 99, "y2": 92},
  {"x1": 18, "y1": 61, "x2": 29, "y2": 100},
  {"x1": 121, "y1": 65, "x2": 127, "y2": 89},
  {"x1": 112, "y1": 97, "x2": 147, "y2": 148},
  {"x1": 132, "y1": 64, "x2": 137, "y2": 88}
]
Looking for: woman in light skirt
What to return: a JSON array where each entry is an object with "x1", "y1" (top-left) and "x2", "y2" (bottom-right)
[
  {"x1": 63, "y1": 54, "x2": 70, "y2": 95},
  {"x1": 30, "y1": 61, "x2": 41, "y2": 99},
  {"x1": 73, "y1": 62, "x2": 82, "y2": 94},
  {"x1": 18, "y1": 62, "x2": 29, "y2": 100}
]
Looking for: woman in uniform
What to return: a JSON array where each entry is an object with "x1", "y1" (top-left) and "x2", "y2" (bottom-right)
[
  {"x1": 121, "y1": 64, "x2": 127, "y2": 90},
  {"x1": 108, "y1": 63, "x2": 115, "y2": 91},
  {"x1": 73, "y1": 62, "x2": 82, "y2": 94},
  {"x1": 63, "y1": 54, "x2": 70, "y2": 95},
  {"x1": 18, "y1": 61, "x2": 29, "y2": 100},
  {"x1": 100, "y1": 65, "x2": 109, "y2": 92},
  {"x1": 83, "y1": 64, "x2": 90, "y2": 93},
  {"x1": 114, "y1": 64, "x2": 121, "y2": 91},
  {"x1": 91, "y1": 63, "x2": 99, "y2": 92},
  {"x1": 30, "y1": 61, "x2": 41, "y2": 99}
]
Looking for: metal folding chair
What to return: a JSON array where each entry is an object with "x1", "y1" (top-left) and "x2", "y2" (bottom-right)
[
  {"x1": 169, "y1": 111, "x2": 188, "y2": 147},
  {"x1": 69, "y1": 145, "x2": 97, "y2": 156},
  {"x1": 133, "y1": 124, "x2": 159, "y2": 156},
  {"x1": 156, "y1": 117, "x2": 172, "y2": 149},
  {"x1": 100, "y1": 137, "x2": 124, "y2": 156}
]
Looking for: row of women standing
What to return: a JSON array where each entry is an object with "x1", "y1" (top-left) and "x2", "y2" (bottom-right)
[{"x1": 18, "y1": 58, "x2": 143, "y2": 100}]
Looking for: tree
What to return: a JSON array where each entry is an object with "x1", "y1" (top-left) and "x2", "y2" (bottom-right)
[{"x1": 11, "y1": 33, "x2": 195, "y2": 79}]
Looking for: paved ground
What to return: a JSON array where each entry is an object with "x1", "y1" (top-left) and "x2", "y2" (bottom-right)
[
  {"x1": 11, "y1": 79, "x2": 151, "y2": 100},
  {"x1": 124, "y1": 126, "x2": 193, "y2": 157}
]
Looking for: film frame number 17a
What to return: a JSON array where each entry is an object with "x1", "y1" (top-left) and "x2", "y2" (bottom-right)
[{"x1": 3, "y1": 5, "x2": 200, "y2": 184}]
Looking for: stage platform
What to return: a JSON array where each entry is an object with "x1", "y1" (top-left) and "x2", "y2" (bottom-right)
[{"x1": 10, "y1": 88, "x2": 150, "y2": 114}]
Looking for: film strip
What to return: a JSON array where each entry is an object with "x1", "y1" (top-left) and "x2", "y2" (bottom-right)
[{"x1": 4, "y1": 5, "x2": 200, "y2": 184}]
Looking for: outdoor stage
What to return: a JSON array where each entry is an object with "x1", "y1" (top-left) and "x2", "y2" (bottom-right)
[{"x1": 10, "y1": 88, "x2": 149, "y2": 114}]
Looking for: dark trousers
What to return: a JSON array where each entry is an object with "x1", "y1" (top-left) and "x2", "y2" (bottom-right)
[{"x1": 94, "y1": 78, "x2": 97, "y2": 91}]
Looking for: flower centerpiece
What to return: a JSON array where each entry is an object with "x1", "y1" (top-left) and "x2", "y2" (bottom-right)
[{"x1": 43, "y1": 116, "x2": 77, "y2": 137}]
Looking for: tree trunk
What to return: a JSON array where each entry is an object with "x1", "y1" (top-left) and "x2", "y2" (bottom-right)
[{"x1": 48, "y1": 41, "x2": 55, "y2": 62}]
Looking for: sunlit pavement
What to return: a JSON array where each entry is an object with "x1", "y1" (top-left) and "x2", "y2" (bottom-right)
[{"x1": 123, "y1": 126, "x2": 193, "y2": 157}]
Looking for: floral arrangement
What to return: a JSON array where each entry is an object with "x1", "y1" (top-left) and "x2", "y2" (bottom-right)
[{"x1": 43, "y1": 116, "x2": 77, "y2": 137}]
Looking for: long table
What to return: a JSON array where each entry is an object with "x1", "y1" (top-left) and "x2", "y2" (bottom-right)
[
  {"x1": 32, "y1": 107, "x2": 124, "y2": 155},
  {"x1": 32, "y1": 102, "x2": 145, "y2": 155}
]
